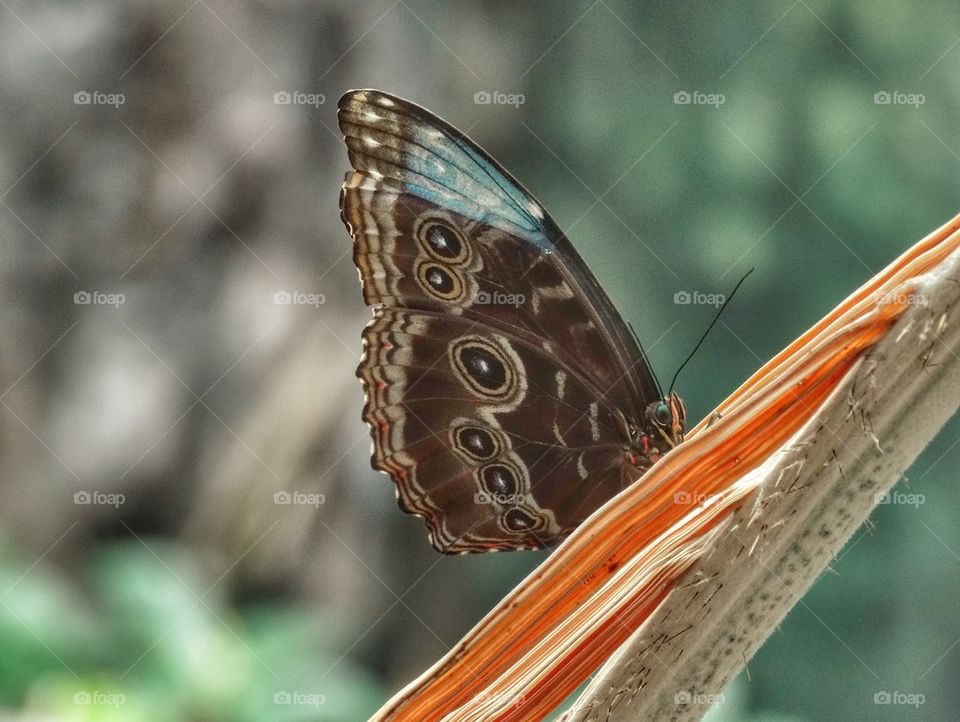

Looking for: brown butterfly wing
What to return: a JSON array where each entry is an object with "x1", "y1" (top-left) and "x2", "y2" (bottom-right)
[{"x1": 338, "y1": 89, "x2": 662, "y2": 552}]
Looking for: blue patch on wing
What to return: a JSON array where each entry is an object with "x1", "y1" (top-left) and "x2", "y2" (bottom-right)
[{"x1": 338, "y1": 90, "x2": 553, "y2": 249}]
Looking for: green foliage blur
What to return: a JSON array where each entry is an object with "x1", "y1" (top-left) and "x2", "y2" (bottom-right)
[{"x1": 0, "y1": 536, "x2": 381, "y2": 721}]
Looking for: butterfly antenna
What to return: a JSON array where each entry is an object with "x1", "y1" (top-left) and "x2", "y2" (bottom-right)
[
  {"x1": 668, "y1": 268, "x2": 754, "y2": 396},
  {"x1": 628, "y1": 320, "x2": 665, "y2": 399}
]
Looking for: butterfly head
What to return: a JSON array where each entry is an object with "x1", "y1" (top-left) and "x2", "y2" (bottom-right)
[
  {"x1": 620, "y1": 393, "x2": 685, "y2": 470},
  {"x1": 648, "y1": 391, "x2": 686, "y2": 448}
]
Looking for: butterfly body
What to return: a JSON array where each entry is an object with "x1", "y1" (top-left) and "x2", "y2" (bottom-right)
[{"x1": 338, "y1": 90, "x2": 685, "y2": 553}]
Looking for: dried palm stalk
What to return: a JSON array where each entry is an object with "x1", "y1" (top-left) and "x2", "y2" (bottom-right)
[{"x1": 371, "y1": 212, "x2": 960, "y2": 722}]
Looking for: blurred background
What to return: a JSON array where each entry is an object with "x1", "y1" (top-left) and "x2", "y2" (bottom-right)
[{"x1": 1, "y1": 1, "x2": 959, "y2": 720}]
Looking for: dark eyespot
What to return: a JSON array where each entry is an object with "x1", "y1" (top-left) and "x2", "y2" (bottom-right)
[
  {"x1": 425, "y1": 265, "x2": 453, "y2": 293},
  {"x1": 424, "y1": 223, "x2": 462, "y2": 259},
  {"x1": 416, "y1": 262, "x2": 464, "y2": 301},
  {"x1": 456, "y1": 426, "x2": 498, "y2": 460},
  {"x1": 449, "y1": 336, "x2": 520, "y2": 401},
  {"x1": 416, "y1": 219, "x2": 470, "y2": 265},
  {"x1": 481, "y1": 463, "x2": 517, "y2": 496},
  {"x1": 502, "y1": 508, "x2": 541, "y2": 533},
  {"x1": 459, "y1": 346, "x2": 506, "y2": 391}
]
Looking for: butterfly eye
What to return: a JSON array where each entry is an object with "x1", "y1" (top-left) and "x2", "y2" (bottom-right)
[{"x1": 653, "y1": 402, "x2": 672, "y2": 427}]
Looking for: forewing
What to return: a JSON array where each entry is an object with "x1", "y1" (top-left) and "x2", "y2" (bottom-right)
[{"x1": 338, "y1": 89, "x2": 660, "y2": 414}]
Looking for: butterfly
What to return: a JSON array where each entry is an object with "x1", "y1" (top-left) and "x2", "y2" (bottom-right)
[{"x1": 338, "y1": 89, "x2": 685, "y2": 553}]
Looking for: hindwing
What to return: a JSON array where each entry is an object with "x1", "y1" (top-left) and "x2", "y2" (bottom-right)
[{"x1": 360, "y1": 307, "x2": 631, "y2": 552}]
